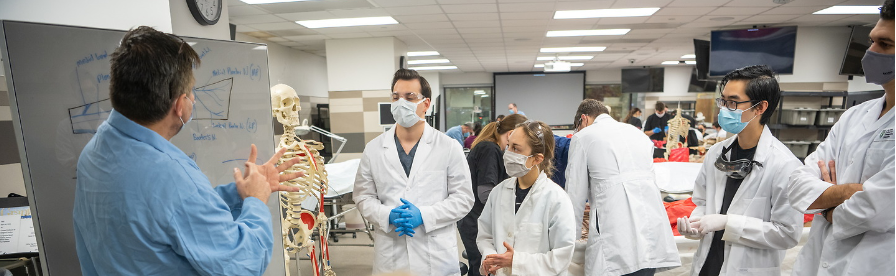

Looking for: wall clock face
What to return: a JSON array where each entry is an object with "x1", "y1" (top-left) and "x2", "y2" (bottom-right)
[{"x1": 187, "y1": 0, "x2": 222, "y2": 26}]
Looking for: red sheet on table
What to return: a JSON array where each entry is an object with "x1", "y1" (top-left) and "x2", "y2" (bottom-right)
[{"x1": 666, "y1": 198, "x2": 814, "y2": 236}]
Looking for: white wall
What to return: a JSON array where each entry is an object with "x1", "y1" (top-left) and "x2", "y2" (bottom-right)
[
  {"x1": 169, "y1": 0, "x2": 231, "y2": 40},
  {"x1": 847, "y1": 76, "x2": 885, "y2": 92},
  {"x1": 419, "y1": 72, "x2": 440, "y2": 115},
  {"x1": 586, "y1": 69, "x2": 622, "y2": 84},
  {"x1": 779, "y1": 27, "x2": 852, "y2": 84},
  {"x1": 236, "y1": 34, "x2": 329, "y2": 98},
  {"x1": 326, "y1": 37, "x2": 404, "y2": 91},
  {"x1": 440, "y1": 72, "x2": 493, "y2": 86},
  {"x1": 0, "y1": 0, "x2": 173, "y2": 32}
]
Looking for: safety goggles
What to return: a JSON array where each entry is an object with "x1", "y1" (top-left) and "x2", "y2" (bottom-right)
[{"x1": 714, "y1": 145, "x2": 763, "y2": 179}]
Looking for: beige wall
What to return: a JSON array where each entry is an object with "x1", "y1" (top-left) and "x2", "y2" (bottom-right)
[{"x1": 328, "y1": 90, "x2": 392, "y2": 155}]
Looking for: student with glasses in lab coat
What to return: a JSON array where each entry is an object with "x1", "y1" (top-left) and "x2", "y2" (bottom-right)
[
  {"x1": 677, "y1": 65, "x2": 804, "y2": 276},
  {"x1": 787, "y1": 2, "x2": 895, "y2": 275},
  {"x1": 477, "y1": 120, "x2": 576, "y2": 276}
]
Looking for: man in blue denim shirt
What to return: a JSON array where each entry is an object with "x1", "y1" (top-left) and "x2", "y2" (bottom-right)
[{"x1": 72, "y1": 26, "x2": 304, "y2": 276}]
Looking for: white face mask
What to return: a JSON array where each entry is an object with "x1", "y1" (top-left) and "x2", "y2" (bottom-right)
[
  {"x1": 503, "y1": 149, "x2": 534, "y2": 178},
  {"x1": 391, "y1": 98, "x2": 424, "y2": 128}
]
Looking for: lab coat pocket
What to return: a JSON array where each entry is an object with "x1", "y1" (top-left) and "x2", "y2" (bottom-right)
[
  {"x1": 862, "y1": 149, "x2": 888, "y2": 177},
  {"x1": 429, "y1": 229, "x2": 460, "y2": 276},
  {"x1": 516, "y1": 223, "x2": 543, "y2": 252}
]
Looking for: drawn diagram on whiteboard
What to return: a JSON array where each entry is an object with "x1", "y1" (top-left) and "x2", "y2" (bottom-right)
[
  {"x1": 68, "y1": 99, "x2": 113, "y2": 134},
  {"x1": 191, "y1": 77, "x2": 233, "y2": 120}
]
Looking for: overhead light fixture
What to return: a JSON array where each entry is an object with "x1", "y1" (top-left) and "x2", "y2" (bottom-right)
[
  {"x1": 480, "y1": 94, "x2": 490, "y2": 98},
  {"x1": 409, "y1": 66, "x2": 457, "y2": 71},
  {"x1": 540, "y1": 47, "x2": 606, "y2": 53},
  {"x1": 296, "y1": 16, "x2": 398, "y2": 29},
  {"x1": 474, "y1": 90, "x2": 485, "y2": 94},
  {"x1": 814, "y1": 6, "x2": 881, "y2": 14},
  {"x1": 681, "y1": 54, "x2": 696, "y2": 59},
  {"x1": 534, "y1": 63, "x2": 584, "y2": 68},
  {"x1": 240, "y1": 0, "x2": 308, "y2": 4},
  {"x1": 546, "y1": 29, "x2": 630, "y2": 37},
  {"x1": 685, "y1": 60, "x2": 697, "y2": 65},
  {"x1": 554, "y1": 7, "x2": 660, "y2": 19},
  {"x1": 408, "y1": 59, "x2": 450, "y2": 65},
  {"x1": 662, "y1": 60, "x2": 698, "y2": 65},
  {"x1": 536, "y1": 56, "x2": 594, "y2": 61},
  {"x1": 407, "y1": 51, "x2": 440, "y2": 57}
]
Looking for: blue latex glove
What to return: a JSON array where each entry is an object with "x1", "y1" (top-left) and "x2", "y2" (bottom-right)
[
  {"x1": 389, "y1": 208, "x2": 407, "y2": 225},
  {"x1": 652, "y1": 127, "x2": 662, "y2": 133},
  {"x1": 394, "y1": 198, "x2": 424, "y2": 230},
  {"x1": 664, "y1": 126, "x2": 669, "y2": 133}
]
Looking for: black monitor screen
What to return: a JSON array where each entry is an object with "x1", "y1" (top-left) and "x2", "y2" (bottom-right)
[
  {"x1": 693, "y1": 39, "x2": 711, "y2": 80},
  {"x1": 840, "y1": 26, "x2": 873, "y2": 75},
  {"x1": 709, "y1": 26, "x2": 797, "y2": 76},
  {"x1": 622, "y1": 68, "x2": 664, "y2": 93},
  {"x1": 688, "y1": 67, "x2": 719, "y2": 92}
]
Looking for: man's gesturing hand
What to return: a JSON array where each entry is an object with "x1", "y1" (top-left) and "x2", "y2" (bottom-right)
[{"x1": 234, "y1": 144, "x2": 307, "y2": 201}]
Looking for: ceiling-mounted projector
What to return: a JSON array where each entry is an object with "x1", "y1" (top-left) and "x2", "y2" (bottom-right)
[{"x1": 544, "y1": 60, "x2": 571, "y2": 72}]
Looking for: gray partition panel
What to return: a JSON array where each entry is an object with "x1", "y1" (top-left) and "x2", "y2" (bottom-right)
[
  {"x1": 0, "y1": 21, "x2": 284, "y2": 275},
  {"x1": 494, "y1": 72, "x2": 585, "y2": 126}
]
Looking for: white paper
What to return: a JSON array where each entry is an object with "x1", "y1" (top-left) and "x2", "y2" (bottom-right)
[{"x1": 0, "y1": 207, "x2": 37, "y2": 254}]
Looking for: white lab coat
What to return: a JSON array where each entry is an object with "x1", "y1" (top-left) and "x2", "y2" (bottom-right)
[
  {"x1": 353, "y1": 123, "x2": 475, "y2": 276},
  {"x1": 689, "y1": 126, "x2": 804, "y2": 276},
  {"x1": 787, "y1": 96, "x2": 895, "y2": 276},
  {"x1": 565, "y1": 114, "x2": 680, "y2": 276},
  {"x1": 477, "y1": 172, "x2": 576, "y2": 276}
]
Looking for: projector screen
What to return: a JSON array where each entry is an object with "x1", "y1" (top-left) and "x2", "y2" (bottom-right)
[{"x1": 494, "y1": 72, "x2": 585, "y2": 126}]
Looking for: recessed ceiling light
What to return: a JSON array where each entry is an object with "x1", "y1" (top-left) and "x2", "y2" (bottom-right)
[
  {"x1": 240, "y1": 0, "x2": 309, "y2": 4},
  {"x1": 407, "y1": 51, "x2": 440, "y2": 57},
  {"x1": 814, "y1": 6, "x2": 881, "y2": 14},
  {"x1": 554, "y1": 7, "x2": 660, "y2": 19},
  {"x1": 546, "y1": 29, "x2": 631, "y2": 37},
  {"x1": 661, "y1": 60, "x2": 698, "y2": 65},
  {"x1": 409, "y1": 66, "x2": 457, "y2": 71},
  {"x1": 407, "y1": 59, "x2": 450, "y2": 65},
  {"x1": 474, "y1": 90, "x2": 485, "y2": 94},
  {"x1": 536, "y1": 56, "x2": 594, "y2": 61},
  {"x1": 481, "y1": 94, "x2": 490, "y2": 98},
  {"x1": 534, "y1": 63, "x2": 584, "y2": 68},
  {"x1": 681, "y1": 54, "x2": 696, "y2": 59},
  {"x1": 296, "y1": 16, "x2": 398, "y2": 29},
  {"x1": 662, "y1": 61, "x2": 678, "y2": 65},
  {"x1": 540, "y1": 47, "x2": 606, "y2": 53},
  {"x1": 685, "y1": 60, "x2": 696, "y2": 65}
]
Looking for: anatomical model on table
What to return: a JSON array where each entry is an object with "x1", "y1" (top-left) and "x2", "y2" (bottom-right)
[
  {"x1": 271, "y1": 84, "x2": 335, "y2": 276},
  {"x1": 665, "y1": 109, "x2": 691, "y2": 160}
]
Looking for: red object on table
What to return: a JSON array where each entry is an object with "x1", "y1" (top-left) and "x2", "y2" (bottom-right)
[
  {"x1": 653, "y1": 158, "x2": 668, "y2": 163},
  {"x1": 566, "y1": 134, "x2": 574, "y2": 138}
]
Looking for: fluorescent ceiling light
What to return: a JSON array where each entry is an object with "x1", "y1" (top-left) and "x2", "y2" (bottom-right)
[
  {"x1": 537, "y1": 56, "x2": 593, "y2": 61},
  {"x1": 187, "y1": 42, "x2": 198, "y2": 46},
  {"x1": 297, "y1": 16, "x2": 398, "y2": 29},
  {"x1": 546, "y1": 29, "x2": 630, "y2": 37},
  {"x1": 480, "y1": 94, "x2": 489, "y2": 97},
  {"x1": 685, "y1": 60, "x2": 697, "y2": 65},
  {"x1": 554, "y1": 7, "x2": 660, "y2": 19},
  {"x1": 241, "y1": 0, "x2": 308, "y2": 4},
  {"x1": 408, "y1": 59, "x2": 450, "y2": 65},
  {"x1": 409, "y1": 66, "x2": 457, "y2": 71},
  {"x1": 662, "y1": 61, "x2": 679, "y2": 65},
  {"x1": 540, "y1": 47, "x2": 606, "y2": 53},
  {"x1": 474, "y1": 90, "x2": 485, "y2": 94},
  {"x1": 681, "y1": 54, "x2": 696, "y2": 59},
  {"x1": 407, "y1": 51, "x2": 440, "y2": 57},
  {"x1": 662, "y1": 60, "x2": 698, "y2": 65},
  {"x1": 534, "y1": 63, "x2": 584, "y2": 67},
  {"x1": 814, "y1": 6, "x2": 881, "y2": 14}
]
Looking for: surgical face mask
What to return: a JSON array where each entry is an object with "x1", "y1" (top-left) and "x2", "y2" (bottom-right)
[
  {"x1": 180, "y1": 96, "x2": 195, "y2": 126},
  {"x1": 503, "y1": 149, "x2": 534, "y2": 178},
  {"x1": 656, "y1": 112, "x2": 665, "y2": 117},
  {"x1": 717, "y1": 102, "x2": 760, "y2": 134},
  {"x1": 391, "y1": 98, "x2": 424, "y2": 128},
  {"x1": 714, "y1": 144, "x2": 763, "y2": 179},
  {"x1": 508, "y1": 109, "x2": 515, "y2": 114},
  {"x1": 862, "y1": 50, "x2": 895, "y2": 85}
]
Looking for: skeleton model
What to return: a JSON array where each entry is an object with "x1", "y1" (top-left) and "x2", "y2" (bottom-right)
[
  {"x1": 665, "y1": 109, "x2": 691, "y2": 159},
  {"x1": 271, "y1": 84, "x2": 335, "y2": 276}
]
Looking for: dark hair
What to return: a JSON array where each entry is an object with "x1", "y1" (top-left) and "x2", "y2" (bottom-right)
[
  {"x1": 574, "y1": 99, "x2": 609, "y2": 129},
  {"x1": 472, "y1": 114, "x2": 527, "y2": 149},
  {"x1": 496, "y1": 115, "x2": 505, "y2": 122},
  {"x1": 655, "y1": 102, "x2": 666, "y2": 112},
  {"x1": 514, "y1": 120, "x2": 555, "y2": 177},
  {"x1": 623, "y1": 107, "x2": 642, "y2": 124},
  {"x1": 473, "y1": 122, "x2": 483, "y2": 136},
  {"x1": 713, "y1": 121, "x2": 721, "y2": 129},
  {"x1": 720, "y1": 65, "x2": 781, "y2": 125},
  {"x1": 110, "y1": 26, "x2": 200, "y2": 124},
  {"x1": 883, "y1": 0, "x2": 894, "y2": 20},
  {"x1": 391, "y1": 69, "x2": 432, "y2": 99}
]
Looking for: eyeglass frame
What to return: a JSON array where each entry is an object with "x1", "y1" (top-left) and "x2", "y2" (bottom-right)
[
  {"x1": 716, "y1": 97, "x2": 763, "y2": 112},
  {"x1": 391, "y1": 91, "x2": 425, "y2": 102}
]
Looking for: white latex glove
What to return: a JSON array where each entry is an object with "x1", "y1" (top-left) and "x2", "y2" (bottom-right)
[
  {"x1": 697, "y1": 214, "x2": 728, "y2": 234},
  {"x1": 677, "y1": 216, "x2": 704, "y2": 239}
]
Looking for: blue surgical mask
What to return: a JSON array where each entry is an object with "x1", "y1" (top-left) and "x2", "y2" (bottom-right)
[
  {"x1": 862, "y1": 50, "x2": 895, "y2": 85},
  {"x1": 180, "y1": 96, "x2": 195, "y2": 126},
  {"x1": 717, "y1": 102, "x2": 760, "y2": 134},
  {"x1": 509, "y1": 109, "x2": 515, "y2": 114}
]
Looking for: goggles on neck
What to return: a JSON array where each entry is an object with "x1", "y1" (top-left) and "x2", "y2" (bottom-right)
[{"x1": 714, "y1": 144, "x2": 762, "y2": 179}]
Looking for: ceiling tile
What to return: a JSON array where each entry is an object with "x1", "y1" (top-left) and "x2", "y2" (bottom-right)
[
  {"x1": 254, "y1": 0, "x2": 375, "y2": 14},
  {"x1": 654, "y1": 7, "x2": 718, "y2": 16},
  {"x1": 646, "y1": 15, "x2": 701, "y2": 23},
  {"x1": 410, "y1": 28, "x2": 460, "y2": 34},
  {"x1": 228, "y1": 5, "x2": 270, "y2": 17},
  {"x1": 627, "y1": 28, "x2": 678, "y2": 35},
  {"x1": 436, "y1": 0, "x2": 497, "y2": 3},
  {"x1": 611, "y1": 0, "x2": 673, "y2": 8},
  {"x1": 739, "y1": 14, "x2": 801, "y2": 22},
  {"x1": 694, "y1": 15, "x2": 750, "y2": 22},
  {"x1": 230, "y1": 14, "x2": 287, "y2": 24},
  {"x1": 372, "y1": 0, "x2": 438, "y2": 7},
  {"x1": 267, "y1": 29, "x2": 319, "y2": 36},
  {"x1": 457, "y1": 27, "x2": 503, "y2": 33},
  {"x1": 405, "y1": 22, "x2": 457, "y2": 29},
  {"x1": 441, "y1": 4, "x2": 499, "y2": 13},
  {"x1": 503, "y1": 26, "x2": 548, "y2": 32},
  {"x1": 326, "y1": 33, "x2": 375, "y2": 39},
  {"x1": 839, "y1": 0, "x2": 885, "y2": 4},
  {"x1": 394, "y1": 14, "x2": 451, "y2": 23},
  {"x1": 266, "y1": 37, "x2": 289, "y2": 42},
  {"x1": 501, "y1": 19, "x2": 550, "y2": 26},
  {"x1": 709, "y1": 7, "x2": 773, "y2": 16},
  {"x1": 498, "y1": 2, "x2": 556, "y2": 12},
  {"x1": 667, "y1": 0, "x2": 728, "y2": 7},
  {"x1": 789, "y1": 14, "x2": 853, "y2": 22},
  {"x1": 276, "y1": 11, "x2": 335, "y2": 21},
  {"x1": 453, "y1": 20, "x2": 502, "y2": 28},
  {"x1": 761, "y1": 6, "x2": 833, "y2": 15},
  {"x1": 597, "y1": 17, "x2": 649, "y2": 25},
  {"x1": 235, "y1": 25, "x2": 260, "y2": 32},
  {"x1": 229, "y1": 0, "x2": 247, "y2": 6},
  {"x1": 725, "y1": 0, "x2": 782, "y2": 6},
  {"x1": 555, "y1": 1, "x2": 614, "y2": 10},
  {"x1": 781, "y1": 0, "x2": 847, "y2": 6},
  {"x1": 499, "y1": 12, "x2": 553, "y2": 20},
  {"x1": 384, "y1": 5, "x2": 444, "y2": 15},
  {"x1": 448, "y1": 13, "x2": 500, "y2": 21},
  {"x1": 283, "y1": 34, "x2": 329, "y2": 41},
  {"x1": 244, "y1": 22, "x2": 303, "y2": 31}
]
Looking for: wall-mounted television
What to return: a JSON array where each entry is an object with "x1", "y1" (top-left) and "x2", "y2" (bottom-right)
[
  {"x1": 709, "y1": 26, "x2": 797, "y2": 76},
  {"x1": 840, "y1": 25, "x2": 873, "y2": 76},
  {"x1": 693, "y1": 39, "x2": 711, "y2": 80},
  {"x1": 621, "y1": 68, "x2": 664, "y2": 93},
  {"x1": 688, "y1": 67, "x2": 719, "y2": 92}
]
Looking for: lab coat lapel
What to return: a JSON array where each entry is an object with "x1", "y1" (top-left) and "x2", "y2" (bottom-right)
[
  {"x1": 408, "y1": 123, "x2": 434, "y2": 184},
  {"x1": 712, "y1": 137, "x2": 735, "y2": 214},
  {"x1": 381, "y1": 125, "x2": 409, "y2": 183},
  {"x1": 515, "y1": 173, "x2": 547, "y2": 219},
  {"x1": 863, "y1": 97, "x2": 886, "y2": 131}
]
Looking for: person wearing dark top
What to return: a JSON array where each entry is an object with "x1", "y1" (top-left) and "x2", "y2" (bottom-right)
[
  {"x1": 458, "y1": 114, "x2": 527, "y2": 276},
  {"x1": 644, "y1": 102, "x2": 671, "y2": 140},
  {"x1": 394, "y1": 136, "x2": 419, "y2": 176},
  {"x1": 551, "y1": 135, "x2": 570, "y2": 188},
  {"x1": 676, "y1": 65, "x2": 803, "y2": 276},
  {"x1": 623, "y1": 107, "x2": 643, "y2": 130}
]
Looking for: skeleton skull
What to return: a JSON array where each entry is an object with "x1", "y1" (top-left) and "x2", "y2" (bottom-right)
[{"x1": 271, "y1": 84, "x2": 301, "y2": 126}]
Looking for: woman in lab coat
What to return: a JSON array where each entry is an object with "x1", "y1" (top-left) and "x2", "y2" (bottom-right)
[{"x1": 477, "y1": 120, "x2": 576, "y2": 276}]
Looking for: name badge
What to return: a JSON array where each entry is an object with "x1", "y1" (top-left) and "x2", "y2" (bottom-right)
[{"x1": 876, "y1": 128, "x2": 895, "y2": 141}]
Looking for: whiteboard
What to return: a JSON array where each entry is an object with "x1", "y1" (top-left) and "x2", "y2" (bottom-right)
[{"x1": 0, "y1": 21, "x2": 285, "y2": 275}]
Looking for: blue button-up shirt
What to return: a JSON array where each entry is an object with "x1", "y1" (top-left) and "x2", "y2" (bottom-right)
[
  {"x1": 73, "y1": 110, "x2": 273, "y2": 276},
  {"x1": 445, "y1": 125, "x2": 465, "y2": 147}
]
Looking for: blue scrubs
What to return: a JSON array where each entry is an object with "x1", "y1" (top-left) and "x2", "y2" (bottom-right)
[
  {"x1": 551, "y1": 135, "x2": 571, "y2": 188},
  {"x1": 73, "y1": 110, "x2": 273, "y2": 276}
]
